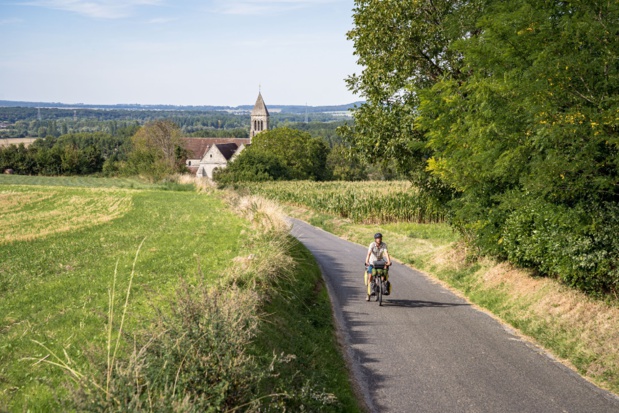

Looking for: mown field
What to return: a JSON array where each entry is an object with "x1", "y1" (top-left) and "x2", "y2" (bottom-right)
[
  {"x1": 238, "y1": 181, "x2": 445, "y2": 224},
  {"x1": 0, "y1": 176, "x2": 359, "y2": 412}
]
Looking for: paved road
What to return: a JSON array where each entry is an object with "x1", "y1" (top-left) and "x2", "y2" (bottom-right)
[{"x1": 290, "y1": 219, "x2": 619, "y2": 413}]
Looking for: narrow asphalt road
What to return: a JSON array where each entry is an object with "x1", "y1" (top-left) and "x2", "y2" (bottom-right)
[{"x1": 290, "y1": 219, "x2": 619, "y2": 413}]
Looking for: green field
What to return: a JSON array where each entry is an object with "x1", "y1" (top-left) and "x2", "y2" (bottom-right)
[
  {"x1": 0, "y1": 176, "x2": 359, "y2": 412},
  {"x1": 238, "y1": 180, "x2": 446, "y2": 224},
  {"x1": 0, "y1": 179, "x2": 246, "y2": 410}
]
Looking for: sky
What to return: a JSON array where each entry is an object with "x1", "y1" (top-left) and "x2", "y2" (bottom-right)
[{"x1": 0, "y1": 0, "x2": 360, "y2": 106}]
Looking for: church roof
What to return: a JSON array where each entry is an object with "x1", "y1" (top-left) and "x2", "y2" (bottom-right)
[
  {"x1": 181, "y1": 138, "x2": 249, "y2": 159},
  {"x1": 214, "y1": 143, "x2": 239, "y2": 161},
  {"x1": 251, "y1": 92, "x2": 269, "y2": 117}
]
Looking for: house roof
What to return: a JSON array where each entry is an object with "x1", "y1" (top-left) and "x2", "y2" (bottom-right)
[
  {"x1": 251, "y1": 92, "x2": 269, "y2": 117},
  {"x1": 180, "y1": 138, "x2": 250, "y2": 160},
  {"x1": 214, "y1": 143, "x2": 239, "y2": 161}
]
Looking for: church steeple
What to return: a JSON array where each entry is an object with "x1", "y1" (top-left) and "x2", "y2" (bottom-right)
[{"x1": 250, "y1": 91, "x2": 269, "y2": 141}]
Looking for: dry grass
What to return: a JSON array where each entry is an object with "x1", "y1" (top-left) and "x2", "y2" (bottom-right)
[
  {"x1": 173, "y1": 174, "x2": 215, "y2": 192},
  {"x1": 0, "y1": 187, "x2": 132, "y2": 244},
  {"x1": 0, "y1": 138, "x2": 38, "y2": 148},
  {"x1": 421, "y1": 241, "x2": 619, "y2": 392},
  {"x1": 223, "y1": 192, "x2": 295, "y2": 290}
]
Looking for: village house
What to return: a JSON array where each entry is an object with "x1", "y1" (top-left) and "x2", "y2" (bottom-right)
[{"x1": 181, "y1": 92, "x2": 269, "y2": 179}]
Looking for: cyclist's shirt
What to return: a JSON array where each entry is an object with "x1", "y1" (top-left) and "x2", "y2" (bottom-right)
[{"x1": 368, "y1": 241, "x2": 388, "y2": 263}]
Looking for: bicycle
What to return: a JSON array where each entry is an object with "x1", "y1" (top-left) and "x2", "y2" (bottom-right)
[{"x1": 365, "y1": 262, "x2": 390, "y2": 306}]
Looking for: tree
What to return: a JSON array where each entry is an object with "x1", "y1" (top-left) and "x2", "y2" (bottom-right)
[
  {"x1": 417, "y1": 0, "x2": 619, "y2": 293},
  {"x1": 326, "y1": 144, "x2": 367, "y2": 181},
  {"x1": 248, "y1": 127, "x2": 330, "y2": 181},
  {"x1": 213, "y1": 151, "x2": 290, "y2": 185},
  {"x1": 340, "y1": 0, "x2": 484, "y2": 194},
  {"x1": 124, "y1": 120, "x2": 186, "y2": 180}
]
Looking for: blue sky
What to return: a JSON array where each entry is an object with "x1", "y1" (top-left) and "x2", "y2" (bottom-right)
[{"x1": 0, "y1": 0, "x2": 359, "y2": 106}]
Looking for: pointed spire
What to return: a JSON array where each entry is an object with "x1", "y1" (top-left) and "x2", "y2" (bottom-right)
[{"x1": 251, "y1": 91, "x2": 269, "y2": 116}]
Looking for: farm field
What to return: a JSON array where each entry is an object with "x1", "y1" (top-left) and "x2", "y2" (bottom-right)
[
  {"x1": 0, "y1": 174, "x2": 182, "y2": 190},
  {"x1": 0, "y1": 179, "x2": 247, "y2": 410},
  {"x1": 0, "y1": 176, "x2": 359, "y2": 412},
  {"x1": 0, "y1": 138, "x2": 38, "y2": 148},
  {"x1": 238, "y1": 181, "x2": 445, "y2": 224}
]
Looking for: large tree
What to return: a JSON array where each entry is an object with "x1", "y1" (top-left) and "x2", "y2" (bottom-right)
[
  {"x1": 247, "y1": 127, "x2": 330, "y2": 181},
  {"x1": 340, "y1": 0, "x2": 486, "y2": 198},
  {"x1": 418, "y1": 0, "x2": 619, "y2": 292},
  {"x1": 215, "y1": 127, "x2": 330, "y2": 184},
  {"x1": 124, "y1": 120, "x2": 187, "y2": 180}
]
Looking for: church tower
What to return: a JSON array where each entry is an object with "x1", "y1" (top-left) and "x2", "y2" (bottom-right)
[{"x1": 250, "y1": 91, "x2": 269, "y2": 141}]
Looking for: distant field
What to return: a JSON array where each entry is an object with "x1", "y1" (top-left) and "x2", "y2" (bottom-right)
[
  {"x1": 0, "y1": 138, "x2": 37, "y2": 147},
  {"x1": 0, "y1": 178, "x2": 247, "y2": 410}
]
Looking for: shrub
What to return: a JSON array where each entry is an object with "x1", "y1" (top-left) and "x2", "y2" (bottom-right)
[{"x1": 501, "y1": 199, "x2": 619, "y2": 295}]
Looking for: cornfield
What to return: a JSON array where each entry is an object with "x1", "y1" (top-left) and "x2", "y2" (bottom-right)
[{"x1": 239, "y1": 181, "x2": 446, "y2": 224}]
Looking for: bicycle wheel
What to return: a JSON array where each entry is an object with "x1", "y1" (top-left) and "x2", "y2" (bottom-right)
[{"x1": 378, "y1": 280, "x2": 383, "y2": 306}]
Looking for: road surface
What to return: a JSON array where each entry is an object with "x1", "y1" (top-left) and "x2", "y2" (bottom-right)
[{"x1": 290, "y1": 219, "x2": 619, "y2": 413}]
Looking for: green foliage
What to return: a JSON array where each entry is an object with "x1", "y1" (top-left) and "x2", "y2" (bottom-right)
[
  {"x1": 251, "y1": 128, "x2": 330, "y2": 181},
  {"x1": 190, "y1": 127, "x2": 249, "y2": 139},
  {"x1": 215, "y1": 127, "x2": 330, "y2": 184},
  {"x1": 326, "y1": 144, "x2": 368, "y2": 181},
  {"x1": 214, "y1": 150, "x2": 290, "y2": 185},
  {"x1": 347, "y1": 0, "x2": 619, "y2": 295},
  {"x1": 341, "y1": 0, "x2": 483, "y2": 199},
  {"x1": 122, "y1": 120, "x2": 187, "y2": 181}
]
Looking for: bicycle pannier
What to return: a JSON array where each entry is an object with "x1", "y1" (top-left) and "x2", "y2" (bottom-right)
[{"x1": 373, "y1": 259, "x2": 387, "y2": 269}]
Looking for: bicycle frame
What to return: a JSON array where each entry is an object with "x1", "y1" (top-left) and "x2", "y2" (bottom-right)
[{"x1": 366, "y1": 266, "x2": 388, "y2": 306}]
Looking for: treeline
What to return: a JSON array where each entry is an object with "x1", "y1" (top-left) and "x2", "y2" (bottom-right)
[
  {"x1": 344, "y1": 0, "x2": 619, "y2": 296},
  {"x1": 0, "y1": 107, "x2": 346, "y2": 139},
  {"x1": 214, "y1": 127, "x2": 369, "y2": 185},
  {"x1": 0, "y1": 127, "x2": 137, "y2": 176}
]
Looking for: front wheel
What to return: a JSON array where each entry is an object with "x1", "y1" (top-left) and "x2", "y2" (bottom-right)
[{"x1": 378, "y1": 280, "x2": 383, "y2": 306}]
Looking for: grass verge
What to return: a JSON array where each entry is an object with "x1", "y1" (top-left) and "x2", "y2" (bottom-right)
[{"x1": 282, "y1": 204, "x2": 619, "y2": 396}]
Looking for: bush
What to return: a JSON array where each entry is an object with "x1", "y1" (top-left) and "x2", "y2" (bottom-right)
[
  {"x1": 501, "y1": 199, "x2": 619, "y2": 295},
  {"x1": 214, "y1": 151, "x2": 290, "y2": 186}
]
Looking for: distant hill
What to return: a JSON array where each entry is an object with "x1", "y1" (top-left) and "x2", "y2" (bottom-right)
[{"x1": 0, "y1": 100, "x2": 363, "y2": 114}]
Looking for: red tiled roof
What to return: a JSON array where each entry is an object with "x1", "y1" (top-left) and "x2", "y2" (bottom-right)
[{"x1": 181, "y1": 138, "x2": 250, "y2": 160}]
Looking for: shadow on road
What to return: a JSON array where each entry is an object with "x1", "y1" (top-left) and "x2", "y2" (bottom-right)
[{"x1": 381, "y1": 299, "x2": 470, "y2": 308}]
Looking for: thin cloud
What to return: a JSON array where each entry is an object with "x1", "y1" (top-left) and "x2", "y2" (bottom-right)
[
  {"x1": 0, "y1": 17, "x2": 24, "y2": 25},
  {"x1": 214, "y1": 0, "x2": 340, "y2": 16},
  {"x1": 22, "y1": 0, "x2": 162, "y2": 19},
  {"x1": 147, "y1": 16, "x2": 176, "y2": 24}
]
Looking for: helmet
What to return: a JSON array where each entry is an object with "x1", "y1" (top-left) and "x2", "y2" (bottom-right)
[{"x1": 374, "y1": 233, "x2": 383, "y2": 239}]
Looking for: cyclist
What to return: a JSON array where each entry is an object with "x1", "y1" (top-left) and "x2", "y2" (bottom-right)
[{"x1": 365, "y1": 232, "x2": 392, "y2": 301}]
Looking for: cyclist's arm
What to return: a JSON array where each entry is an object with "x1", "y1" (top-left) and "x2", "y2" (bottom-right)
[
  {"x1": 384, "y1": 251, "x2": 392, "y2": 266},
  {"x1": 365, "y1": 249, "x2": 372, "y2": 266}
]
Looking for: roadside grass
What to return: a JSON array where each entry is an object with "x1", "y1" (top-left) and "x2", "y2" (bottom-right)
[
  {"x1": 0, "y1": 181, "x2": 247, "y2": 411},
  {"x1": 282, "y1": 203, "x2": 619, "y2": 395},
  {"x1": 252, "y1": 240, "x2": 360, "y2": 412}
]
